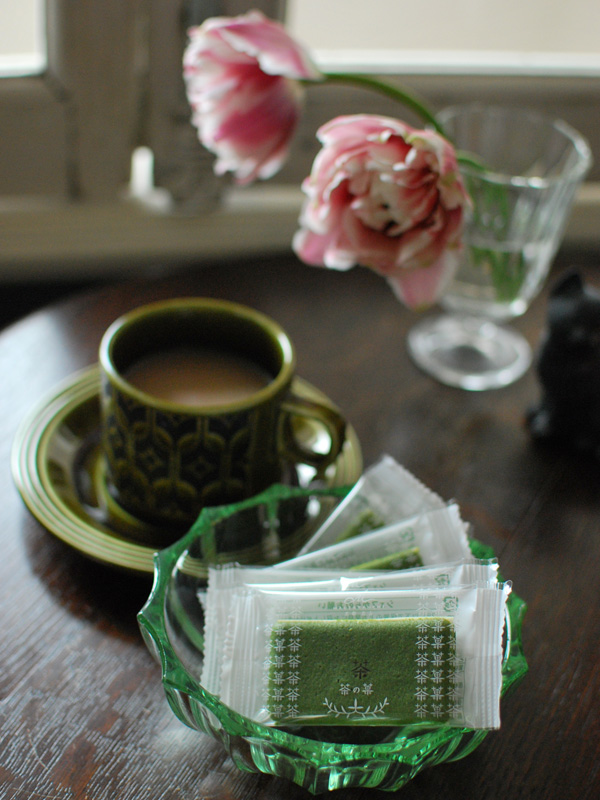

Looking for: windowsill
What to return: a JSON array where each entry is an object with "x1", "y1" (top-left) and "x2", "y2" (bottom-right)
[
  {"x1": 313, "y1": 49, "x2": 600, "y2": 78},
  {"x1": 0, "y1": 183, "x2": 598, "y2": 280}
]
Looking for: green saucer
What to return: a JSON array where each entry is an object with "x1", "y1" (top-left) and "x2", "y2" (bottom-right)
[{"x1": 11, "y1": 366, "x2": 362, "y2": 575}]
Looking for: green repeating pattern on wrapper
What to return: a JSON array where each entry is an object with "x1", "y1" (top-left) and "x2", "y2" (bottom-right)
[{"x1": 266, "y1": 617, "x2": 462, "y2": 725}]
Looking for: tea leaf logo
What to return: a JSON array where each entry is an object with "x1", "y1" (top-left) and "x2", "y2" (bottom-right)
[{"x1": 443, "y1": 596, "x2": 459, "y2": 612}]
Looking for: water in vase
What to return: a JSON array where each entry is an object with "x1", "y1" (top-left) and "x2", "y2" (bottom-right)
[{"x1": 441, "y1": 236, "x2": 557, "y2": 322}]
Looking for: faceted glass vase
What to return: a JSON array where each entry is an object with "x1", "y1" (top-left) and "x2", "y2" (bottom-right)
[{"x1": 408, "y1": 104, "x2": 592, "y2": 390}]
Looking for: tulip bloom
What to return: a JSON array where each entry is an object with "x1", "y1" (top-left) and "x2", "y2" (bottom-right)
[
  {"x1": 184, "y1": 10, "x2": 322, "y2": 185},
  {"x1": 293, "y1": 115, "x2": 470, "y2": 309}
]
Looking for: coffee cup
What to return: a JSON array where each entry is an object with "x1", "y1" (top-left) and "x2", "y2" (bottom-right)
[{"x1": 98, "y1": 298, "x2": 346, "y2": 532}]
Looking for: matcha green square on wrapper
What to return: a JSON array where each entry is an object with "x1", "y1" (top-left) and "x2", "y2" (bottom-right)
[
  {"x1": 266, "y1": 616, "x2": 462, "y2": 725},
  {"x1": 352, "y1": 546, "x2": 423, "y2": 571}
]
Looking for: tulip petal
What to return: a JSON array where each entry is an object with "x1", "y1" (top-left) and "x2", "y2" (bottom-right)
[
  {"x1": 293, "y1": 114, "x2": 471, "y2": 309},
  {"x1": 183, "y1": 11, "x2": 320, "y2": 184}
]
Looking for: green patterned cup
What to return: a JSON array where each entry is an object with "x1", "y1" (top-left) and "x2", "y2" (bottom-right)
[{"x1": 99, "y1": 298, "x2": 346, "y2": 532}]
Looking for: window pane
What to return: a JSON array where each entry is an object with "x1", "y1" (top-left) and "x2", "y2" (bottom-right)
[
  {"x1": 0, "y1": 0, "x2": 45, "y2": 75},
  {"x1": 287, "y1": 0, "x2": 600, "y2": 72}
]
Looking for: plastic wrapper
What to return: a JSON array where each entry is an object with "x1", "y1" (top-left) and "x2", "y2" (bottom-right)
[
  {"x1": 201, "y1": 568, "x2": 345, "y2": 693},
  {"x1": 201, "y1": 558, "x2": 498, "y2": 695},
  {"x1": 276, "y1": 504, "x2": 470, "y2": 571},
  {"x1": 296, "y1": 455, "x2": 445, "y2": 555},
  {"x1": 217, "y1": 582, "x2": 511, "y2": 729}
]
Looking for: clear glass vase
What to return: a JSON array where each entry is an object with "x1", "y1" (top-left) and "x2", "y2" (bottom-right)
[{"x1": 408, "y1": 104, "x2": 592, "y2": 390}]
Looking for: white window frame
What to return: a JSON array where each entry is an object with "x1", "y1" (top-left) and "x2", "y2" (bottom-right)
[{"x1": 0, "y1": 0, "x2": 598, "y2": 279}]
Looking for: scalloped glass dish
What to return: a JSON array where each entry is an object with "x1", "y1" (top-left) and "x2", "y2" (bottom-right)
[{"x1": 138, "y1": 484, "x2": 528, "y2": 794}]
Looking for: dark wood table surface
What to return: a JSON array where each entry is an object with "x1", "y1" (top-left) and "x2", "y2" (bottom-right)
[{"x1": 1, "y1": 250, "x2": 599, "y2": 800}]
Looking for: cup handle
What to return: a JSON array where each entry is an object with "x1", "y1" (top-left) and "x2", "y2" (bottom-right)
[{"x1": 278, "y1": 392, "x2": 346, "y2": 470}]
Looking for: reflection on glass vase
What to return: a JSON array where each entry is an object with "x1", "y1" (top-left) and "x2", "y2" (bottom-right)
[{"x1": 408, "y1": 104, "x2": 592, "y2": 390}]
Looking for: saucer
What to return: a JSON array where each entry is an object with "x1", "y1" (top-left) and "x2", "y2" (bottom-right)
[{"x1": 11, "y1": 366, "x2": 362, "y2": 574}]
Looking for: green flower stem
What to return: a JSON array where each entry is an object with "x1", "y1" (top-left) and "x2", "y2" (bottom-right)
[
  {"x1": 309, "y1": 76, "x2": 492, "y2": 174},
  {"x1": 456, "y1": 150, "x2": 489, "y2": 172},
  {"x1": 315, "y1": 72, "x2": 446, "y2": 135},
  {"x1": 309, "y1": 73, "x2": 492, "y2": 170}
]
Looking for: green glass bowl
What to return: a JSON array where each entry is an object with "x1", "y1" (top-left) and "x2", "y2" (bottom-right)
[{"x1": 138, "y1": 483, "x2": 528, "y2": 794}]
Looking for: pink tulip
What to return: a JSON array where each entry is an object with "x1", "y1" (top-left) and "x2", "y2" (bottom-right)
[
  {"x1": 293, "y1": 114, "x2": 470, "y2": 309},
  {"x1": 184, "y1": 11, "x2": 322, "y2": 185}
]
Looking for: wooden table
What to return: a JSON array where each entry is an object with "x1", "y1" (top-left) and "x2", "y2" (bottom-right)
[{"x1": 1, "y1": 250, "x2": 599, "y2": 799}]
